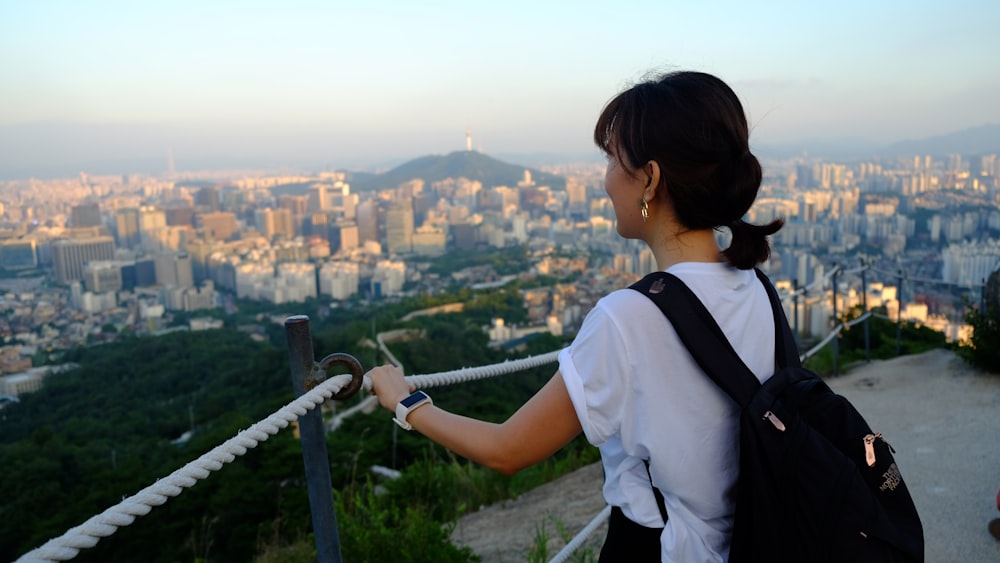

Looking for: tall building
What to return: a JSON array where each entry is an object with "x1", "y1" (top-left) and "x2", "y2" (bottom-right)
[
  {"x1": 330, "y1": 221, "x2": 359, "y2": 254},
  {"x1": 52, "y1": 236, "x2": 116, "y2": 284},
  {"x1": 279, "y1": 194, "x2": 308, "y2": 216},
  {"x1": 306, "y1": 212, "x2": 330, "y2": 242},
  {"x1": 412, "y1": 225, "x2": 446, "y2": 256},
  {"x1": 308, "y1": 184, "x2": 328, "y2": 214},
  {"x1": 199, "y1": 212, "x2": 239, "y2": 241},
  {"x1": 272, "y1": 208, "x2": 295, "y2": 240},
  {"x1": 195, "y1": 187, "x2": 220, "y2": 212},
  {"x1": 154, "y1": 253, "x2": 195, "y2": 288},
  {"x1": 254, "y1": 208, "x2": 276, "y2": 239},
  {"x1": 385, "y1": 201, "x2": 414, "y2": 254},
  {"x1": 71, "y1": 203, "x2": 102, "y2": 228},
  {"x1": 0, "y1": 239, "x2": 38, "y2": 270},
  {"x1": 341, "y1": 192, "x2": 358, "y2": 219},
  {"x1": 452, "y1": 222, "x2": 478, "y2": 251},
  {"x1": 566, "y1": 178, "x2": 587, "y2": 204},
  {"x1": 166, "y1": 206, "x2": 196, "y2": 227},
  {"x1": 121, "y1": 258, "x2": 157, "y2": 289},
  {"x1": 372, "y1": 260, "x2": 406, "y2": 296},
  {"x1": 137, "y1": 206, "x2": 168, "y2": 251},
  {"x1": 82, "y1": 261, "x2": 123, "y2": 293},
  {"x1": 319, "y1": 261, "x2": 359, "y2": 300},
  {"x1": 356, "y1": 199, "x2": 379, "y2": 244},
  {"x1": 114, "y1": 208, "x2": 141, "y2": 249},
  {"x1": 413, "y1": 193, "x2": 434, "y2": 225}
]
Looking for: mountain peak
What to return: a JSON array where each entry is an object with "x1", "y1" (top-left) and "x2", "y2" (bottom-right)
[{"x1": 349, "y1": 151, "x2": 567, "y2": 191}]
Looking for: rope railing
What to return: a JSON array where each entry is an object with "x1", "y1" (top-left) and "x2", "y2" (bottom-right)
[
  {"x1": 15, "y1": 350, "x2": 561, "y2": 563},
  {"x1": 17, "y1": 260, "x2": 979, "y2": 562},
  {"x1": 780, "y1": 264, "x2": 841, "y2": 299},
  {"x1": 15, "y1": 370, "x2": 356, "y2": 563},
  {"x1": 548, "y1": 505, "x2": 613, "y2": 563},
  {"x1": 800, "y1": 325, "x2": 843, "y2": 363}
]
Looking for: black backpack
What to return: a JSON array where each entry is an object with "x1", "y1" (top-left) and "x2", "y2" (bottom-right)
[{"x1": 629, "y1": 269, "x2": 924, "y2": 563}]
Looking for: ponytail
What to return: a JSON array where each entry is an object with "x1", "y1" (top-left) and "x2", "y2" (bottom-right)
[
  {"x1": 593, "y1": 71, "x2": 786, "y2": 269},
  {"x1": 723, "y1": 218, "x2": 784, "y2": 270}
]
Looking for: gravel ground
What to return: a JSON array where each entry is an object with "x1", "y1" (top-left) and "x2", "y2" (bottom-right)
[
  {"x1": 828, "y1": 348, "x2": 1000, "y2": 563},
  {"x1": 450, "y1": 348, "x2": 1000, "y2": 562}
]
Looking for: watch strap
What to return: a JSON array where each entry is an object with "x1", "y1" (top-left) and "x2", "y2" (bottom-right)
[{"x1": 393, "y1": 391, "x2": 432, "y2": 430}]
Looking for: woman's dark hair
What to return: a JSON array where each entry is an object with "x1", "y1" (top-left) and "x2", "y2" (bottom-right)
[{"x1": 594, "y1": 71, "x2": 783, "y2": 269}]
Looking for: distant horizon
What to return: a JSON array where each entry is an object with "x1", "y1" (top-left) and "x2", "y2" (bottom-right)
[
  {"x1": 1, "y1": 122, "x2": 997, "y2": 182},
  {"x1": 2, "y1": 1, "x2": 999, "y2": 181}
]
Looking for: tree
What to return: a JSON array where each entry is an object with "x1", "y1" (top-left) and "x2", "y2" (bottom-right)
[{"x1": 958, "y1": 269, "x2": 1000, "y2": 373}]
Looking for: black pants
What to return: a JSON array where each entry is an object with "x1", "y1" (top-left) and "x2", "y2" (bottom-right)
[{"x1": 598, "y1": 506, "x2": 663, "y2": 562}]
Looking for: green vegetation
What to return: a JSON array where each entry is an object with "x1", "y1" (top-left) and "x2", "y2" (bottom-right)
[
  {"x1": 421, "y1": 245, "x2": 533, "y2": 276},
  {"x1": 527, "y1": 514, "x2": 598, "y2": 563},
  {"x1": 12, "y1": 249, "x2": 966, "y2": 561},
  {"x1": 0, "y1": 278, "x2": 590, "y2": 562},
  {"x1": 802, "y1": 306, "x2": 947, "y2": 375},
  {"x1": 335, "y1": 480, "x2": 477, "y2": 563},
  {"x1": 957, "y1": 304, "x2": 1000, "y2": 373},
  {"x1": 0, "y1": 330, "x2": 307, "y2": 562},
  {"x1": 348, "y1": 151, "x2": 567, "y2": 192}
]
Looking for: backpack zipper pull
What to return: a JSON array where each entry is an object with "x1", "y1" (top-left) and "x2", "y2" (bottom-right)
[
  {"x1": 763, "y1": 410, "x2": 786, "y2": 431},
  {"x1": 864, "y1": 432, "x2": 894, "y2": 467},
  {"x1": 864, "y1": 434, "x2": 877, "y2": 467}
]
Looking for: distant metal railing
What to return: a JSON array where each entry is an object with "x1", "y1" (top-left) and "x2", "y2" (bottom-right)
[{"x1": 15, "y1": 262, "x2": 987, "y2": 562}]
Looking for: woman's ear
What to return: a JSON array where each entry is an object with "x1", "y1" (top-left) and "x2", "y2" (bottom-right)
[{"x1": 644, "y1": 161, "x2": 662, "y2": 200}]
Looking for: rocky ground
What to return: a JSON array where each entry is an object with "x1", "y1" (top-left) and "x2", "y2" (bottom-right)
[{"x1": 450, "y1": 348, "x2": 1000, "y2": 562}]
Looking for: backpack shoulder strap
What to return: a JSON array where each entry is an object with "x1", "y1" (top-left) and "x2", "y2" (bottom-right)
[
  {"x1": 628, "y1": 271, "x2": 760, "y2": 407},
  {"x1": 753, "y1": 268, "x2": 801, "y2": 369}
]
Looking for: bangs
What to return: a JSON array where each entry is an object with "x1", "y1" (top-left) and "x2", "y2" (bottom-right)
[
  {"x1": 594, "y1": 84, "x2": 650, "y2": 169},
  {"x1": 593, "y1": 91, "x2": 628, "y2": 156}
]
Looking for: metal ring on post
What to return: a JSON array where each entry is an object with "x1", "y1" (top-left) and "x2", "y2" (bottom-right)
[{"x1": 316, "y1": 353, "x2": 365, "y2": 400}]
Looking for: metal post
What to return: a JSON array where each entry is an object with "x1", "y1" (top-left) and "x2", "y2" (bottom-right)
[
  {"x1": 831, "y1": 267, "x2": 839, "y2": 376},
  {"x1": 982, "y1": 278, "x2": 987, "y2": 314},
  {"x1": 285, "y1": 315, "x2": 342, "y2": 563},
  {"x1": 792, "y1": 279, "x2": 799, "y2": 346},
  {"x1": 860, "y1": 258, "x2": 870, "y2": 362},
  {"x1": 896, "y1": 270, "x2": 904, "y2": 356}
]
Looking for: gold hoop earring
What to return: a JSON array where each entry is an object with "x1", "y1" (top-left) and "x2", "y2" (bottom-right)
[{"x1": 640, "y1": 198, "x2": 649, "y2": 223}]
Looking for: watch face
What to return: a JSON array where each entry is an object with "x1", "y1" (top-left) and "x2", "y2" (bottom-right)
[{"x1": 400, "y1": 391, "x2": 428, "y2": 408}]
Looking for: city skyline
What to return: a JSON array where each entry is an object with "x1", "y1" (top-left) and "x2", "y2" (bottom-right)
[{"x1": 2, "y1": 0, "x2": 999, "y2": 179}]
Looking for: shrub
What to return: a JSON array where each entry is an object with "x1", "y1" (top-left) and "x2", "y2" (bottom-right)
[
  {"x1": 958, "y1": 305, "x2": 1000, "y2": 373},
  {"x1": 335, "y1": 479, "x2": 479, "y2": 563}
]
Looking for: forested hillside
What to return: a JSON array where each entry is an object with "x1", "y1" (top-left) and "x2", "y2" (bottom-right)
[{"x1": 1, "y1": 272, "x2": 586, "y2": 563}]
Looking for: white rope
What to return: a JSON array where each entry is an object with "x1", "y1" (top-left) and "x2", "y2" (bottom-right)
[
  {"x1": 355, "y1": 349, "x2": 563, "y2": 394},
  {"x1": 547, "y1": 505, "x2": 612, "y2": 563},
  {"x1": 20, "y1": 304, "x2": 882, "y2": 562},
  {"x1": 800, "y1": 324, "x2": 843, "y2": 363},
  {"x1": 780, "y1": 264, "x2": 841, "y2": 299},
  {"x1": 15, "y1": 371, "x2": 356, "y2": 563},
  {"x1": 17, "y1": 351, "x2": 563, "y2": 563},
  {"x1": 407, "y1": 350, "x2": 562, "y2": 389},
  {"x1": 844, "y1": 311, "x2": 873, "y2": 329},
  {"x1": 16, "y1": 286, "x2": 895, "y2": 563},
  {"x1": 327, "y1": 395, "x2": 378, "y2": 431},
  {"x1": 370, "y1": 465, "x2": 402, "y2": 480}
]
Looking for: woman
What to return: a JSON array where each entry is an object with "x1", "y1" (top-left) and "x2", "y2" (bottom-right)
[{"x1": 367, "y1": 70, "x2": 783, "y2": 562}]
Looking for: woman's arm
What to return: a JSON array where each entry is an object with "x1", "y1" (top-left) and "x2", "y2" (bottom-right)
[{"x1": 368, "y1": 365, "x2": 582, "y2": 476}]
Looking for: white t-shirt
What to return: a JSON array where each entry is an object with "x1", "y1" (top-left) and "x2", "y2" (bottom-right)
[{"x1": 559, "y1": 261, "x2": 776, "y2": 562}]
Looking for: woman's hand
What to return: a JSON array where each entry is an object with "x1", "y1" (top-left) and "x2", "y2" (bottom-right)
[{"x1": 366, "y1": 364, "x2": 415, "y2": 412}]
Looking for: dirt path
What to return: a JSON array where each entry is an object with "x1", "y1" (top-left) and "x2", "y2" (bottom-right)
[
  {"x1": 450, "y1": 461, "x2": 606, "y2": 562},
  {"x1": 451, "y1": 349, "x2": 1000, "y2": 562}
]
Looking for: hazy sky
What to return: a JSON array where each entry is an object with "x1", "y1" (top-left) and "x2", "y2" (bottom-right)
[{"x1": 2, "y1": 0, "x2": 999, "y2": 177}]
